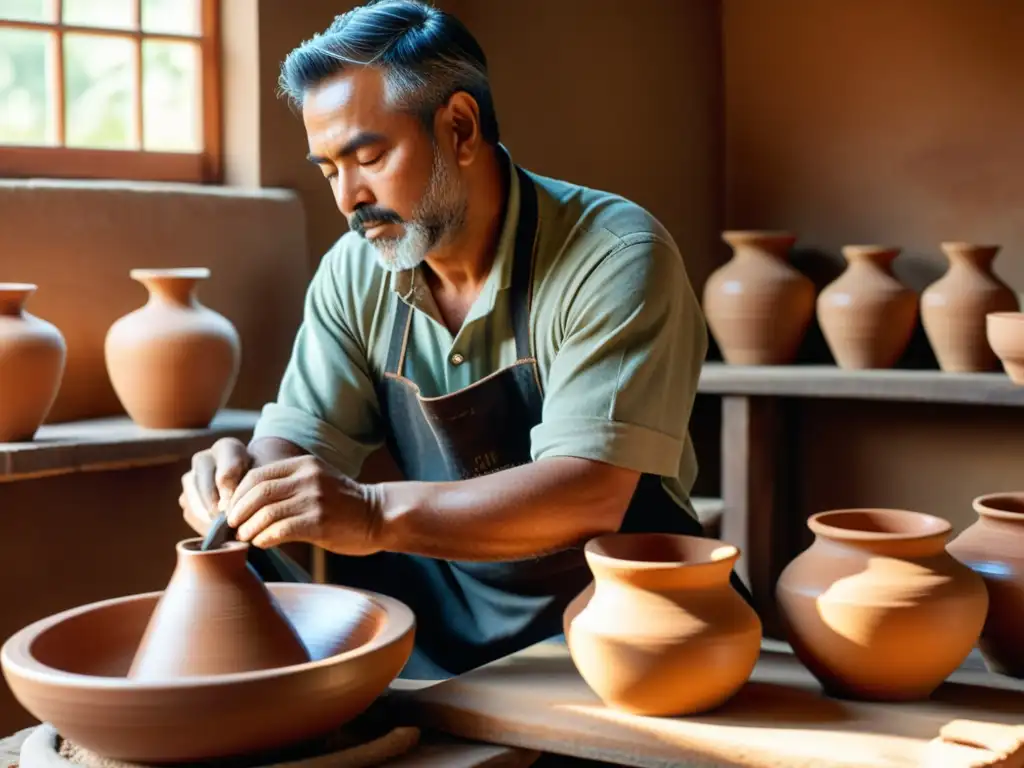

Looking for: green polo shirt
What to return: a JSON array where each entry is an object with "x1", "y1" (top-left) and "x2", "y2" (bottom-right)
[{"x1": 253, "y1": 148, "x2": 708, "y2": 519}]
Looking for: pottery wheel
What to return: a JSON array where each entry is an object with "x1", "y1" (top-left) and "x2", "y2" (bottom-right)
[{"x1": 18, "y1": 723, "x2": 420, "y2": 768}]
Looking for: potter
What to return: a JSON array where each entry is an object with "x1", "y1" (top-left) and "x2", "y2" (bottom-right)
[{"x1": 179, "y1": 0, "x2": 743, "y2": 680}]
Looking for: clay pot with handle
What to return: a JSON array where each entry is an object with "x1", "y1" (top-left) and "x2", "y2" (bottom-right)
[
  {"x1": 921, "y1": 243, "x2": 1018, "y2": 372},
  {"x1": 0, "y1": 283, "x2": 66, "y2": 441},
  {"x1": 563, "y1": 532, "x2": 762, "y2": 716},
  {"x1": 703, "y1": 231, "x2": 816, "y2": 365},
  {"x1": 776, "y1": 508, "x2": 988, "y2": 701},
  {"x1": 947, "y1": 492, "x2": 1024, "y2": 678},
  {"x1": 817, "y1": 246, "x2": 918, "y2": 369}
]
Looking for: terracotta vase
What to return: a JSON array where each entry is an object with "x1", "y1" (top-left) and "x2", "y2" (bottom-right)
[
  {"x1": 563, "y1": 533, "x2": 761, "y2": 716},
  {"x1": 947, "y1": 493, "x2": 1024, "y2": 678},
  {"x1": 0, "y1": 283, "x2": 66, "y2": 442},
  {"x1": 921, "y1": 243, "x2": 1018, "y2": 372},
  {"x1": 105, "y1": 268, "x2": 240, "y2": 429},
  {"x1": 129, "y1": 539, "x2": 311, "y2": 679},
  {"x1": 986, "y1": 312, "x2": 1024, "y2": 384},
  {"x1": 703, "y1": 231, "x2": 816, "y2": 365},
  {"x1": 776, "y1": 509, "x2": 988, "y2": 701},
  {"x1": 817, "y1": 246, "x2": 918, "y2": 369}
]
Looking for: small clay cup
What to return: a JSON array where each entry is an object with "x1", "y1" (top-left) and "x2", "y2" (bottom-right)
[{"x1": 986, "y1": 312, "x2": 1024, "y2": 384}]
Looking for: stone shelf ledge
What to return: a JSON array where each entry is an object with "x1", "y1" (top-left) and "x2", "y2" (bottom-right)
[
  {"x1": 0, "y1": 409, "x2": 260, "y2": 483},
  {"x1": 698, "y1": 362, "x2": 1024, "y2": 407}
]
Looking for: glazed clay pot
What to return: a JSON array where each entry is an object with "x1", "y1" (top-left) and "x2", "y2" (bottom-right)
[
  {"x1": 563, "y1": 533, "x2": 761, "y2": 716},
  {"x1": 817, "y1": 246, "x2": 918, "y2": 369},
  {"x1": 703, "y1": 231, "x2": 815, "y2": 365},
  {"x1": 0, "y1": 284, "x2": 66, "y2": 442},
  {"x1": 921, "y1": 243, "x2": 1018, "y2": 372},
  {"x1": 130, "y1": 539, "x2": 312, "y2": 679},
  {"x1": 947, "y1": 493, "x2": 1024, "y2": 678},
  {"x1": 776, "y1": 509, "x2": 988, "y2": 701},
  {"x1": 986, "y1": 312, "x2": 1024, "y2": 384},
  {"x1": 105, "y1": 268, "x2": 240, "y2": 429}
]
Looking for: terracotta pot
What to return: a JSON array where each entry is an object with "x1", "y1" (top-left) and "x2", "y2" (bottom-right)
[
  {"x1": 776, "y1": 509, "x2": 988, "y2": 701},
  {"x1": 0, "y1": 284, "x2": 66, "y2": 441},
  {"x1": 1, "y1": 582, "x2": 414, "y2": 763},
  {"x1": 986, "y1": 312, "x2": 1024, "y2": 384},
  {"x1": 105, "y1": 268, "x2": 240, "y2": 429},
  {"x1": 130, "y1": 539, "x2": 316, "y2": 679},
  {"x1": 563, "y1": 533, "x2": 761, "y2": 716},
  {"x1": 921, "y1": 243, "x2": 1018, "y2": 372},
  {"x1": 817, "y1": 246, "x2": 918, "y2": 369},
  {"x1": 703, "y1": 231, "x2": 815, "y2": 365},
  {"x1": 947, "y1": 493, "x2": 1024, "y2": 678}
]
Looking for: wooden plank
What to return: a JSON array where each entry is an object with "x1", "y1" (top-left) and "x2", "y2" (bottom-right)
[
  {"x1": 720, "y1": 396, "x2": 784, "y2": 636},
  {"x1": 698, "y1": 363, "x2": 1024, "y2": 406},
  {"x1": 394, "y1": 641, "x2": 1024, "y2": 768},
  {"x1": 0, "y1": 409, "x2": 258, "y2": 482}
]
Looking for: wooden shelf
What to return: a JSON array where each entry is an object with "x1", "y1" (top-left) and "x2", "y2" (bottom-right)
[
  {"x1": 0, "y1": 409, "x2": 259, "y2": 483},
  {"x1": 698, "y1": 363, "x2": 1024, "y2": 407}
]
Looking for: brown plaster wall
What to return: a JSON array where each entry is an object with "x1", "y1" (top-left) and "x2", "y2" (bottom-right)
[{"x1": 722, "y1": 0, "x2": 1024, "y2": 530}]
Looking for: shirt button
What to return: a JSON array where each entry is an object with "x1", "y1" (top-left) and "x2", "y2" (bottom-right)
[{"x1": 450, "y1": 352, "x2": 465, "y2": 366}]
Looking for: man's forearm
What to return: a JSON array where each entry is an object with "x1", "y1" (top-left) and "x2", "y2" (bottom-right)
[{"x1": 371, "y1": 457, "x2": 640, "y2": 561}]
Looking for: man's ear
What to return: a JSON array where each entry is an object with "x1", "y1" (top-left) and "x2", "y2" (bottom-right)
[{"x1": 437, "y1": 91, "x2": 482, "y2": 167}]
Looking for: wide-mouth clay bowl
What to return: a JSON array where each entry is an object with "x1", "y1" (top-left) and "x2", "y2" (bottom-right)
[
  {"x1": 1, "y1": 584, "x2": 415, "y2": 764},
  {"x1": 987, "y1": 312, "x2": 1024, "y2": 383}
]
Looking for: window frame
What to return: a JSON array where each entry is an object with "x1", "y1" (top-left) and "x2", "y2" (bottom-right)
[{"x1": 0, "y1": 0, "x2": 221, "y2": 184}]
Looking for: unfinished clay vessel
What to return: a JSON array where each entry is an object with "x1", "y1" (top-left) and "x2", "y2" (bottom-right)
[
  {"x1": 564, "y1": 533, "x2": 761, "y2": 716},
  {"x1": 703, "y1": 231, "x2": 815, "y2": 365},
  {"x1": 105, "y1": 268, "x2": 240, "y2": 429},
  {"x1": 817, "y1": 246, "x2": 918, "y2": 369},
  {"x1": 921, "y1": 243, "x2": 1018, "y2": 372},
  {"x1": 1, "y1": 581, "x2": 414, "y2": 762},
  {"x1": 777, "y1": 509, "x2": 988, "y2": 701},
  {"x1": 947, "y1": 493, "x2": 1024, "y2": 678},
  {"x1": 129, "y1": 539, "x2": 311, "y2": 679},
  {"x1": 986, "y1": 312, "x2": 1024, "y2": 384},
  {"x1": 0, "y1": 284, "x2": 66, "y2": 441}
]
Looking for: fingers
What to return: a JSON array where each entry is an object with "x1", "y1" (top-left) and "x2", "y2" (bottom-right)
[
  {"x1": 191, "y1": 451, "x2": 218, "y2": 513},
  {"x1": 236, "y1": 500, "x2": 307, "y2": 544},
  {"x1": 228, "y1": 456, "x2": 306, "y2": 514},
  {"x1": 250, "y1": 514, "x2": 315, "y2": 550},
  {"x1": 227, "y1": 475, "x2": 301, "y2": 529},
  {"x1": 211, "y1": 438, "x2": 251, "y2": 507},
  {"x1": 180, "y1": 471, "x2": 213, "y2": 535}
]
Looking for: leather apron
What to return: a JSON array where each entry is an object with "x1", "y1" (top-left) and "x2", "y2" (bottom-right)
[{"x1": 252, "y1": 164, "x2": 750, "y2": 679}]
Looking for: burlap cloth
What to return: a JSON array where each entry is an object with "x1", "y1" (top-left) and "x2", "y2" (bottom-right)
[{"x1": 18, "y1": 722, "x2": 419, "y2": 768}]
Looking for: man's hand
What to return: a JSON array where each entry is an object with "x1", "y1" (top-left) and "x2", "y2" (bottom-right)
[
  {"x1": 225, "y1": 455, "x2": 384, "y2": 555},
  {"x1": 179, "y1": 437, "x2": 253, "y2": 535}
]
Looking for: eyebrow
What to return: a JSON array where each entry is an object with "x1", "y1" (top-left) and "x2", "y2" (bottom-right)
[{"x1": 306, "y1": 131, "x2": 386, "y2": 165}]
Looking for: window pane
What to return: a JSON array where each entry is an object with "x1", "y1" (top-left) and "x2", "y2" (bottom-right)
[
  {"x1": 142, "y1": 39, "x2": 199, "y2": 152},
  {"x1": 0, "y1": 28, "x2": 55, "y2": 146},
  {"x1": 141, "y1": 0, "x2": 199, "y2": 36},
  {"x1": 0, "y1": 0, "x2": 52, "y2": 23},
  {"x1": 63, "y1": 0, "x2": 135, "y2": 30},
  {"x1": 64, "y1": 33, "x2": 135, "y2": 149}
]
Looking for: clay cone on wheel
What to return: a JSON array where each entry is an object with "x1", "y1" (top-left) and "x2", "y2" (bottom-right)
[{"x1": 129, "y1": 539, "x2": 310, "y2": 679}]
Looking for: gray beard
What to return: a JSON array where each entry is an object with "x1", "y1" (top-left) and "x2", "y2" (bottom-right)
[{"x1": 371, "y1": 144, "x2": 467, "y2": 273}]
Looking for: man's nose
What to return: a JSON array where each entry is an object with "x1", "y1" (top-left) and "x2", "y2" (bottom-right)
[{"x1": 335, "y1": 169, "x2": 373, "y2": 216}]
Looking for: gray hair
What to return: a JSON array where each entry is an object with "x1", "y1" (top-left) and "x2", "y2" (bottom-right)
[{"x1": 279, "y1": 0, "x2": 500, "y2": 144}]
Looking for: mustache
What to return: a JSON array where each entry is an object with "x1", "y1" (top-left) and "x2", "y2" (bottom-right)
[{"x1": 349, "y1": 206, "x2": 404, "y2": 236}]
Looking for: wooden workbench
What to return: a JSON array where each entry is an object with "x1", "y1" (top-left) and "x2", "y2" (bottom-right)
[{"x1": 390, "y1": 640, "x2": 1024, "y2": 768}]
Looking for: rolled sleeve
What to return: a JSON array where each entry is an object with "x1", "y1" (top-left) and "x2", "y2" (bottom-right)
[
  {"x1": 251, "y1": 245, "x2": 383, "y2": 478},
  {"x1": 531, "y1": 237, "x2": 707, "y2": 477}
]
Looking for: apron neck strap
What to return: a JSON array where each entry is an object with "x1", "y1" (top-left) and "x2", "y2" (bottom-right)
[{"x1": 384, "y1": 163, "x2": 540, "y2": 376}]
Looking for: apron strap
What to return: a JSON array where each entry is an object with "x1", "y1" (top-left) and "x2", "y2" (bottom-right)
[
  {"x1": 384, "y1": 299, "x2": 414, "y2": 376},
  {"x1": 510, "y1": 166, "x2": 539, "y2": 361}
]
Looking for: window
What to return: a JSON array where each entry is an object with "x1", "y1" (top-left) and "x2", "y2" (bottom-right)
[{"x1": 0, "y1": 0, "x2": 220, "y2": 183}]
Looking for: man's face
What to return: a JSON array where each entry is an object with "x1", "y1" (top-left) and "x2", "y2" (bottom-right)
[{"x1": 303, "y1": 67, "x2": 467, "y2": 272}]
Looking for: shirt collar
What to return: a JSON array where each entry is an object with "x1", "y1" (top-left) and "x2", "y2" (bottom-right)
[{"x1": 392, "y1": 143, "x2": 521, "y2": 305}]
